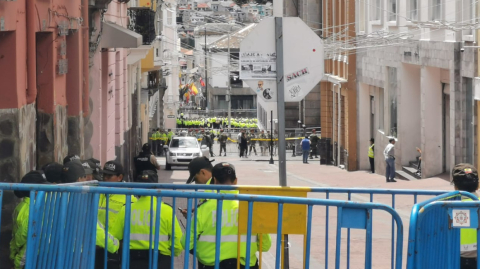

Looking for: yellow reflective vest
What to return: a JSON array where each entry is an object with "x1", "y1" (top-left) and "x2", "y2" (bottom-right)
[
  {"x1": 182, "y1": 190, "x2": 272, "y2": 267},
  {"x1": 368, "y1": 144, "x2": 374, "y2": 158},
  {"x1": 10, "y1": 198, "x2": 30, "y2": 269},
  {"x1": 110, "y1": 196, "x2": 184, "y2": 257},
  {"x1": 98, "y1": 194, "x2": 137, "y2": 231},
  {"x1": 96, "y1": 221, "x2": 120, "y2": 253}
]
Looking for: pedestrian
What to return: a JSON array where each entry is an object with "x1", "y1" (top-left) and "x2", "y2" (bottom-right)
[
  {"x1": 10, "y1": 171, "x2": 50, "y2": 269},
  {"x1": 181, "y1": 162, "x2": 271, "y2": 269},
  {"x1": 451, "y1": 163, "x2": 479, "y2": 269},
  {"x1": 368, "y1": 138, "x2": 375, "y2": 173},
  {"x1": 109, "y1": 195, "x2": 184, "y2": 269},
  {"x1": 61, "y1": 160, "x2": 87, "y2": 183},
  {"x1": 218, "y1": 129, "x2": 228, "y2": 157},
  {"x1": 309, "y1": 129, "x2": 319, "y2": 159},
  {"x1": 301, "y1": 135, "x2": 311, "y2": 164},
  {"x1": 134, "y1": 143, "x2": 160, "y2": 181},
  {"x1": 248, "y1": 129, "x2": 257, "y2": 156},
  {"x1": 384, "y1": 138, "x2": 397, "y2": 182},
  {"x1": 240, "y1": 132, "x2": 248, "y2": 158},
  {"x1": 237, "y1": 129, "x2": 243, "y2": 152},
  {"x1": 415, "y1": 147, "x2": 422, "y2": 177}
]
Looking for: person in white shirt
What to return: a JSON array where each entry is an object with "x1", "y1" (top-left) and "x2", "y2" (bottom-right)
[{"x1": 384, "y1": 138, "x2": 397, "y2": 183}]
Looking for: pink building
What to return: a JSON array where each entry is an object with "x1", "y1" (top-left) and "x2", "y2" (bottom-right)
[{"x1": 0, "y1": 0, "x2": 149, "y2": 264}]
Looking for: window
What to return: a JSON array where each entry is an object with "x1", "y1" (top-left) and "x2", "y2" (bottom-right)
[
  {"x1": 370, "y1": 0, "x2": 381, "y2": 21},
  {"x1": 156, "y1": 48, "x2": 159, "y2": 57},
  {"x1": 167, "y1": 10, "x2": 173, "y2": 25},
  {"x1": 358, "y1": 0, "x2": 366, "y2": 32},
  {"x1": 388, "y1": 0, "x2": 397, "y2": 21},
  {"x1": 408, "y1": 0, "x2": 418, "y2": 21},
  {"x1": 378, "y1": 87, "x2": 384, "y2": 131},
  {"x1": 388, "y1": 67, "x2": 397, "y2": 137},
  {"x1": 430, "y1": 0, "x2": 442, "y2": 21}
]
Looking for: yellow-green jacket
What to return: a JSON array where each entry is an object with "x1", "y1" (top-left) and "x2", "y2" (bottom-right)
[
  {"x1": 98, "y1": 194, "x2": 137, "y2": 231},
  {"x1": 110, "y1": 196, "x2": 184, "y2": 257},
  {"x1": 181, "y1": 190, "x2": 271, "y2": 267},
  {"x1": 96, "y1": 221, "x2": 120, "y2": 253},
  {"x1": 10, "y1": 198, "x2": 30, "y2": 269}
]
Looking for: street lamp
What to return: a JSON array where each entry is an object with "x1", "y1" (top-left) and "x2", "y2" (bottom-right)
[
  {"x1": 302, "y1": 124, "x2": 306, "y2": 136},
  {"x1": 297, "y1": 120, "x2": 301, "y2": 128}
]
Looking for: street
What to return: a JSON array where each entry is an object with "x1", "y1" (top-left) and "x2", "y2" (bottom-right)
[{"x1": 157, "y1": 144, "x2": 452, "y2": 269}]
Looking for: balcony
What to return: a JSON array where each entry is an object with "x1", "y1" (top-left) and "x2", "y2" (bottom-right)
[{"x1": 128, "y1": 9, "x2": 156, "y2": 45}]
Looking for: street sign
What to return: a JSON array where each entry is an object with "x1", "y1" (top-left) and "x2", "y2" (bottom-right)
[
  {"x1": 282, "y1": 17, "x2": 324, "y2": 102},
  {"x1": 240, "y1": 17, "x2": 324, "y2": 102},
  {"x1": 167, "y1": 115, "x2": 175, "y2": 118}
]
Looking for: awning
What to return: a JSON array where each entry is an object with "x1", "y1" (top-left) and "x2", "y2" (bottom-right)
[
  {"x1": 127, "y1": 45, "x2": 152, "y2": 65},
  {"x1": 101, "y1": 22, "x2": 142, "y2": 48}
]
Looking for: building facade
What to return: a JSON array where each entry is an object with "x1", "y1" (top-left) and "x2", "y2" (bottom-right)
[{"x1": 356, "y1": 0, "x2": 477, "y2": 179}]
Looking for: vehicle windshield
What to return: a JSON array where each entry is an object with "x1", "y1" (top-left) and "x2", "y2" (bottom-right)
[{"x1": 170, "y1": 138, "x2": 198, "y2": 148}]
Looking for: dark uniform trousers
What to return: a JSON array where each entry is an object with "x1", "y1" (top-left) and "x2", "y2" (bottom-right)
[
  {"x1": 461, "y1": 257, "x2": 477, "y2": 269},
  {"x1": 220, "y1": 143, "x2": 227, "y2": 155},
  {"x1": 129, "y1": 250, "x2": 172, "y2": 269},
  {"x1": 200, "y1": 259, "x2": 259, "y2": 269}
]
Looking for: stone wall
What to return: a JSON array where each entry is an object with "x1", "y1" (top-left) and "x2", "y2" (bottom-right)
[{"x1": 0, "y1": 103, "x2": 36, "y2": 267}]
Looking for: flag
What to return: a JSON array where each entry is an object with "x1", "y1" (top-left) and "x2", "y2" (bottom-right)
[
  {"x1": 200, "y1": 77, "x2": 206, "y2": 87},
  {"x1": 189, "y1": 83, "x2": 198, "y2": 95}
]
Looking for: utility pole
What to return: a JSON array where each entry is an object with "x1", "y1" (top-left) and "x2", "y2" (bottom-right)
[
  {"x1": 275, "y1": 16, "x2": 290, "y2": 269},
  {"x1": 204, "y1": 26, "x2": 208, "y2": 109},
  {"x1": 227, "y1": 25, "x2": 232, "y2": 130}
]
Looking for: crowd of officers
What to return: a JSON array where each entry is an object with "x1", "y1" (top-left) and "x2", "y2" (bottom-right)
[
  {"x1": 10, "y1": 152, "x2": 272, "y2": 269},
  {"x1": 176, "y1": 114, "x2": 259, "y2": 130}
]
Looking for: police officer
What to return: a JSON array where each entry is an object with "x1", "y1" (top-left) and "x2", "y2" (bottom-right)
[
  {"x1": 309, "y1": 129, "x2": 320, "y2": 159},
  {"x1": 10, "y1": 171, "x2": 50, "y2": 269},
  {"x1": 218, "y1": 129, "x2": 228, "y2": 157},
  {"x1": 182, "y1": 163, "x2": 271, "y2": 269},
  {"x1": 248, "y1": 129, "x2": 257, "y2": 156},
  {"x1": 167, "y1": 129, "x2": 175, "y2": 144},
  {"x1": 98, "y1": 161, "x2": 137, "y2": 231},
  {"x1": 451, "y1": 163, "x2": 479, "y2": 269},
  {"x1": 202, "y1": 130, "x2": 214, "y2": 157},
  {"x1": 152, "y1": 129, "x2": 161, "y2": 156},
  {"x1": 134, "y1": 143, "x2": 161, "y2": 181},
  {"x1": 368, "y1": 138, "x2": 375, "y2": 173},
  {"x1": 258, "y1": 130, "x2": 267, "y2": 156},
  {"x1": 110, "y1": 195, "x2": 184, "y2": 268}
]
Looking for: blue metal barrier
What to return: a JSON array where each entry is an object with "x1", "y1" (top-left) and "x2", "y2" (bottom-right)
[
  {"x1": 406, "y1": 191, "x2": 479, "y2": 269},
  {"x1": 0, "y1": 183, "x2": 404, "y2": 269},
  {"x1": 98, "y1": 183, "x2": 459, "y2": 269}
]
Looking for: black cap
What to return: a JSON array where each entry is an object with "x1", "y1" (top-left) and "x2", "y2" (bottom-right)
[
  {"x1": 61, "y1": 160, "x2": 86, "y2": 183},
  {"x1": 103, "y1": 160, "x2": 123, "y2": 175},
  {"x1": 212, "y1": 162, "x2": 236, "y2": 183},
  {"x1": 15, "y1": 170, "x2": 49, "y2": 198},
  {"x1": 81, "y1": 160, "x2": 94, "y2": 175},
  {"x1": 63, "y1": 154, "x2": 80, "y2": 165},
  {"x1": 88, "y1": 158, "x2": 101, "y2": 168},
  {"x1": 42, "y1": 162, "x2": 63, "y2": 183},
  {"x1": 187, "y1": 157, "x2": 213, "y2": 184}
]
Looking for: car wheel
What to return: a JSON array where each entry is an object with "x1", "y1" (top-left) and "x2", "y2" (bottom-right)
[{"x1": 165, "y1": 163, "x2": 172, "y2": 170}]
